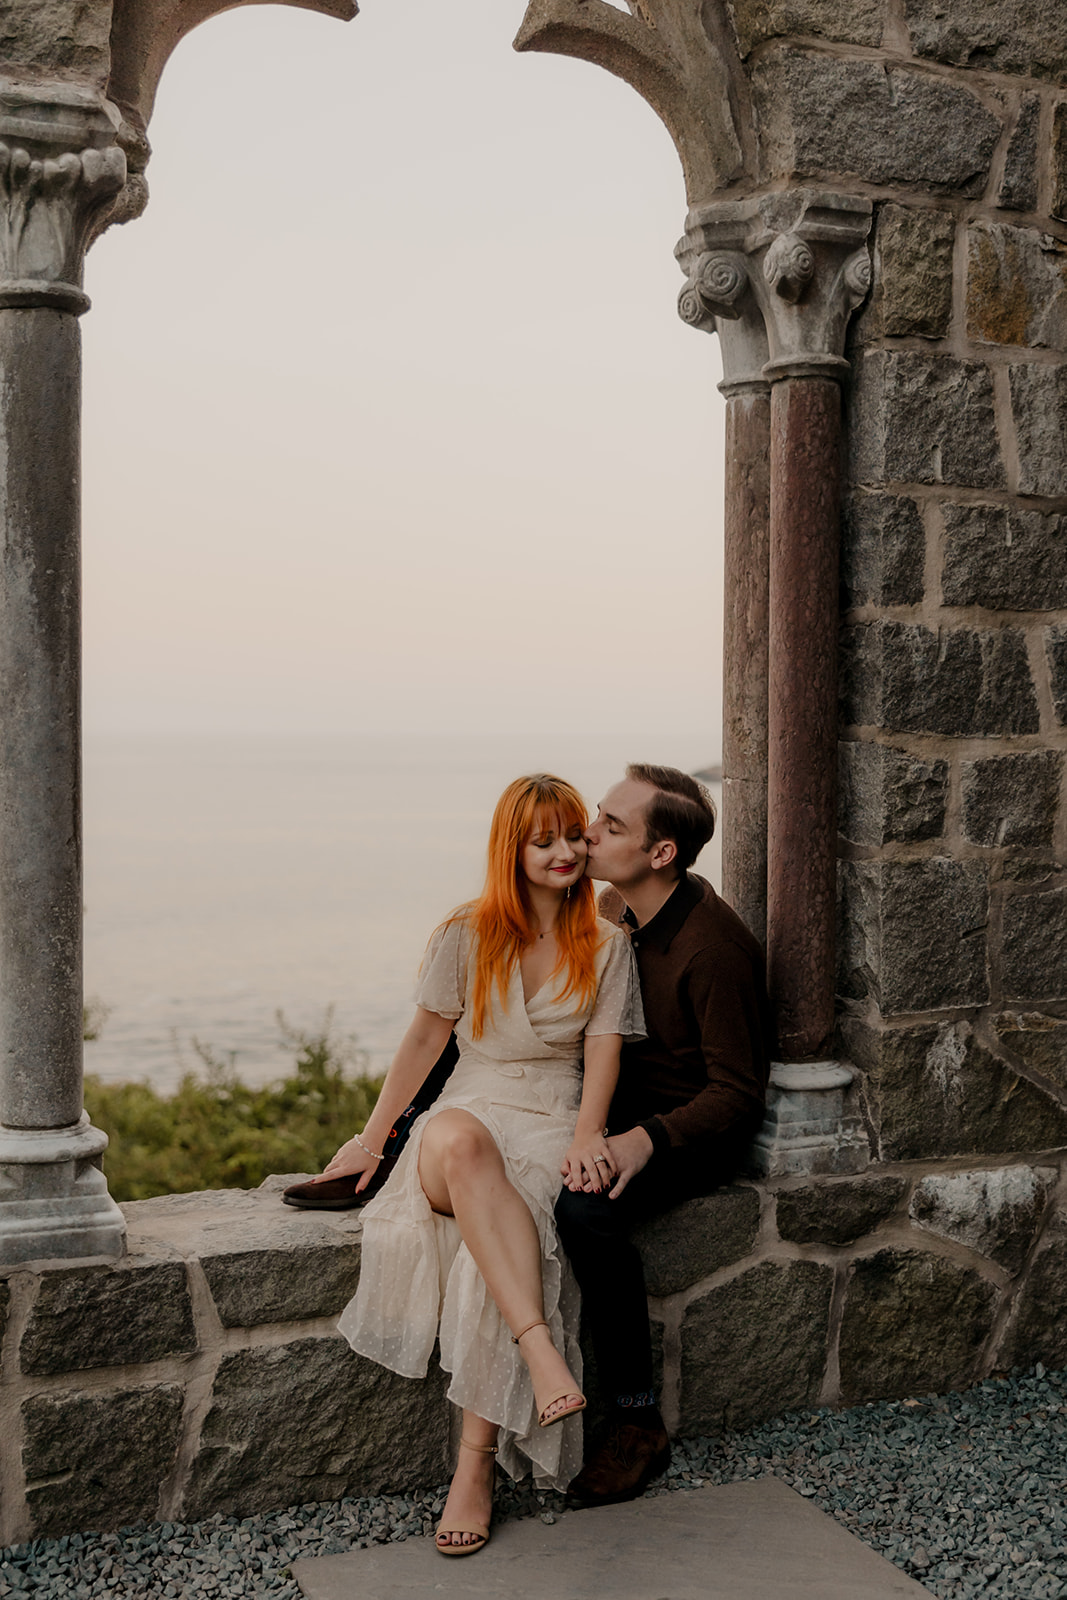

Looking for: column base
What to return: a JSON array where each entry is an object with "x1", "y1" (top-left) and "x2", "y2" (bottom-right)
[
  {"x1": 0, "y1": 1115, "x2": 126, "y2": 1266},
  {"x1": 749, "y1": 1061, "x2": 870, "y2": 1178}
]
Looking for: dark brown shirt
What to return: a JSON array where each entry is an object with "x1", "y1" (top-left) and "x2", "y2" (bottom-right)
[{"x1": 598, "y1": 874, "x2": 773, "y2": 1157}]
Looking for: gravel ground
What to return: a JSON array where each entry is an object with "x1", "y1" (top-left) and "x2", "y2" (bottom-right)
[{"x1": 2, "y1": 1364, "x2": 1064, "y2": 1599}]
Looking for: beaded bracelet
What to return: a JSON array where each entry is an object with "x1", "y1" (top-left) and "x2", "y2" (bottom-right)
[{"x1": 354, "y1": 1134, "x2": 384, "y2": 1162}]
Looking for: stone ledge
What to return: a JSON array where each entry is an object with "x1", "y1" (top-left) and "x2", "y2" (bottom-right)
[{"x1": 1, "y1": 1159, "x2": 1065, "y2": 1542}]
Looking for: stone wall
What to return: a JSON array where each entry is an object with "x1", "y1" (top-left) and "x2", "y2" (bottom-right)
[
  {"x1": 757, "y1": 1, "x2": 1067, "y2": 1161},
  {"x1": 2, "y1": 1159, "x2": 1065, "y2": 1544}
]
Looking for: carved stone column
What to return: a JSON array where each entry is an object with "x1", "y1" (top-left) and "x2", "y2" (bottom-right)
[
  {"x1": 0, "y1": 80, "x2": 127, "y2": 1264},
  {"x1": 679, "y1": 265, "x2": 770, "y2": 946},
  {"x1": 678, "y1": 191, "x2": 872, "y2": 1176}
]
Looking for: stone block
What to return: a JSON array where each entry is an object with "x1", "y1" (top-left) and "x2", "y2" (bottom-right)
[
  {"x1": 838, "y1": 858, "x2": 988, "y2": 1015},
  {"x1": 183, "y1": 1335, "x2": 451, "y2": 1520},
  {"x1": 942, "y1": 503, "x2": 1067, "y2": 611},
  {"x1": 776, "y1": 1175, "x2": 906, "y2": 1246},
  {"x1": 678, "y1": 1260, "x2": 833, "y2": 1433},
  {"x1": 875, "y1": 205, "x2": 956, "y2": 340},
  {"x1": 841, "y1": 621, "x2": 1038, "y2": 737},
  {"x1": 1003, "y1": 889, "x2": 1067, "y2": 1002},
  {"x1": 1054, "y1": 103, "x2": 1067, "y2": 224},
  {"x1": 198, "y1": 1220, "x2": 361, "y2": 1329},
  {"x1": 994, "y1": 1011, "x2": 1067, "y2": 1090},
  {"x1": 634, "y1": 1187, "x2": 760, "y2": 1298},
  {"x1": 125, "y1": 1186, "x2": 365, "y2": 1327},
  {"x1": 968, "y1": 224, "x2": 1067, "y2": 349},
  {"x1": 19, "y1": 1254, "x2": 196, "y2": 1376},
  {"x1": 22, "y1": 1383, "x2": 185, "y2": 1536},
  {"x1": 909, "y1": 1166, "x2": 1047, "y2": 1273},
  {"x1": 1010, "y1": 364, "x2": 1067, "y2": 498},
  {"x1": 0, "y1": 0, "x2": 110, "y2": 82},
  {"x1": 851, "y1": 353, "x2": 1005, "y2": 490},
  {"x1": 841, "y1": 491, "x2": 925, "y2": 608},
  {"x1": 839, "y1": 1249, "x2": 997, "y2": 1403},
  {"x1": 752, "y1": 51, "x2": 1002, "y2": 196},
  {"x1": 724, "y1": 0, "x2": 884, "y2": 58},
  {"x1": 905, "y1": 0, "x2": 1067, "y2": 82},
  {"x1": 1003, "y1": 1215, "x2": 1067, "y2": 1370},
  {"x1": 1047, "y1": 624, "x2": 1067, "y2": 726},
  {"x1": 1000, "y1": 860, "x2": 1064, "y2": 887},
  {"x1": 961, "y1": 752, "x2": 1063, "y2": 849},
  {"x1": 998, "y1": 94, "x2": 1041, "y2": 213},
  {"x1": 838, "y1": 742, "x2": 947, "y2": 848},
  {"x1": 840, "y1": 1016, "x2": 1067, "y2": 1161}
]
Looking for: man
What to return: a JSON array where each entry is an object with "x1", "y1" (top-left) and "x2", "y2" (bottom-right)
[{"x1": 556, "y1": 763, "x2": 772, "y2": 1506}]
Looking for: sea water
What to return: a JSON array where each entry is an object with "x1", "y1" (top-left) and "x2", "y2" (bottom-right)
[{"x1": 83, "y1": 733, "x2": 722, "y2": 1090}]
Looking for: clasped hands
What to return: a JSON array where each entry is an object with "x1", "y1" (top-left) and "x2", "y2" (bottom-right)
[{"x1": 560, "y1": 1125, "x2": 654, "y2": 1199}]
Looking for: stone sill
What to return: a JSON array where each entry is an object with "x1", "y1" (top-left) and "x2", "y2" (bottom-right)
[{"x1": 0, "y1": 1154, "x2": 1064, "y2": 1545}]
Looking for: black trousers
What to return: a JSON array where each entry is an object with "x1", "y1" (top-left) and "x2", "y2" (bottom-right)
[{"x1": 554, "y1": 1138, "x2": 746, "y2": 1406}]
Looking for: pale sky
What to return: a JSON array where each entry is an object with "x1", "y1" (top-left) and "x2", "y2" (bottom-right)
[{"x1": 80, "y1": 0, "x2": 727, "y2": 756}]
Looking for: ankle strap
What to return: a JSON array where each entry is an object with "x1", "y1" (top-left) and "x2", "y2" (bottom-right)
[
  {"x1": 459, "y1": 1437, "x2": 499, "y2": 1454},
  {"x1": 510, "y1": 1318, "x2": 548, "y2": 1345}
]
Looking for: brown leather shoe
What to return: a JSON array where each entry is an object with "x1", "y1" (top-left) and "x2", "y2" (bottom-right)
[
  {"x1": 281, "y1": 1159, "x2": 396, "y2": 1210},
  {"x1": 566, "y1": 1421, "x2": 671, "y2": 1506}
]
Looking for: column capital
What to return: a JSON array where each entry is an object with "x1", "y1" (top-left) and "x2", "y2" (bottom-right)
[
  {"x1": 0, "y1": 80, "x2": 126, "y2": 314},
  {"x1": 675, "y1": 189, "x2": 872, "y2": 384}
]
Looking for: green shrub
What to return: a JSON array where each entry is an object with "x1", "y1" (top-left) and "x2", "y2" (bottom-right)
[{"x1": 84, "y1": 1013, "x2": 383, "y2": 1202}]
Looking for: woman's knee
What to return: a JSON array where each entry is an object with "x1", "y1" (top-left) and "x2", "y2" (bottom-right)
[{"x1": 423, "y1": 1113, "x2": 499, "y2": 1179}]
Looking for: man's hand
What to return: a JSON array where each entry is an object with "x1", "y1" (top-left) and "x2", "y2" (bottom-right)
[{"x1": 604, "y1": 1125, "x2": 654, "y2": 1199}]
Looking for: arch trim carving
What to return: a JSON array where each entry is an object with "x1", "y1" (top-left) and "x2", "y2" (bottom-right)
[
  {"x1": 107, "y1": 0, "x2": 358, "y2": 138},
  {"x1": 514, "y1": 0, "x2": 745, "y2": 202}
]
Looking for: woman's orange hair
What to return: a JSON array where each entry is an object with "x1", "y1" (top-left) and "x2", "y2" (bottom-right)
[{"x1": 442, "y1": 774, "x2": 602, "y2": 1039}]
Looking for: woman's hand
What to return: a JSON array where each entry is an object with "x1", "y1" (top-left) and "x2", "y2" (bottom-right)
[
  {"x1": 560, "y1": 1135, "x2": 615, "y2": 1195},
  {"x1": 315, "y1": 1136, "x2": 383, "y2": 1193}
]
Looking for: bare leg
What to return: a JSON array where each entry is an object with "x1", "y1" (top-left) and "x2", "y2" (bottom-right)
[
  {"x1": 436, "y1": 1411, "x2": 498, "y2": 1551},
  {"x1": 419, "y1": 1110, "x2": 582, "y2": 1420}
]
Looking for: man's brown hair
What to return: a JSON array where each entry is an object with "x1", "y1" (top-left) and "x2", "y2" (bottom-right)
[{"x1": 626, "y1": 763, "x2": 716, "y2": 873}]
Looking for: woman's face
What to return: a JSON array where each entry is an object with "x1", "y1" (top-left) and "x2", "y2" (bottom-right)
[{"x1": 520, "y1": 809, "x2": 588, "y2": 893}]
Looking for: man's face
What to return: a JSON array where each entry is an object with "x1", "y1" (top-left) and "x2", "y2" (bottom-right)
[{"x1": 584, "y1": 778, "x2": 658, "y2": 887}]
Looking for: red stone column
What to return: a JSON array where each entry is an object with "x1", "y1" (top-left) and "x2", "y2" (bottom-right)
[
  {"x1": 721, "y1": 383, "x2": 771, "y2": 947},
  {"x1": 765, "y1": 376, "x2": 842, "y2": 1061}
]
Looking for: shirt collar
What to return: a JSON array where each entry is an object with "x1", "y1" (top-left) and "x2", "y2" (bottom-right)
[{"x1": 621, "y1": 872, "x2": 703, "y2": 952}]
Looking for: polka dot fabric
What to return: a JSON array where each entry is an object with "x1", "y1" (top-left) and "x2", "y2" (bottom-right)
[{"x1": 337, "y1": 918, "x2": 644, "y2": 1490}]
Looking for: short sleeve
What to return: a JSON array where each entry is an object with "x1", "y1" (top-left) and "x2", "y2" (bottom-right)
[
  {"x1": 585, "y1": 927, "x2": 645, "y2": 1041},
  {"x1": 413, "y1": 919, "x2": 469, "y2": 1021}
]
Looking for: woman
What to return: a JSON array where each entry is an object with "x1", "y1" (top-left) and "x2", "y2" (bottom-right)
[{"x1": 321, "y1": 774, "x2": 642, "y2": 1556}]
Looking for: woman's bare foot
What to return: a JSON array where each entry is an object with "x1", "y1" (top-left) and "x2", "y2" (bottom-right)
[
  {"x1": 514, "y1": 1320, "x2": 584, "y2": 1425},
  {"x1": 436, "y1": 1431, "x2": 497, "y2": 1552}
]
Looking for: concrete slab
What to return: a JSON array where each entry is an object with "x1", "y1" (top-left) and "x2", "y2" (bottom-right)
[{"x1": 291, "y1": 1477, "x2": 933, "y2": 1600}]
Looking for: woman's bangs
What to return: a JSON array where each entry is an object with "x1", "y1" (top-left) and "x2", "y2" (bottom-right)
[{"x1": 531, "y1": 798, "x2": 586, "y2": 842}]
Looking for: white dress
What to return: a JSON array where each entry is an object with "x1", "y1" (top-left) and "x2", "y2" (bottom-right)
[{"x1": 337, "y1": 914, "x2": 644, "y2": 1490}]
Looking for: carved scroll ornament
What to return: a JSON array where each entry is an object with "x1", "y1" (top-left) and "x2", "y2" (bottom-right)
[
  {"x1": 675, "y1": 192, "x2": 873, "y2": 383},
  {"x1": 0, "y1": 81, "x2": 127, "y2": 312},
  {"x1": 0, "y1": 143, "x2": 125, "y2": 312}
]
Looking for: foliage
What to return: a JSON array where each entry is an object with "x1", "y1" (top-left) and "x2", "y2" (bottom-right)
[
  {"x1": 84, "y1": 1012, "x2": 383, "y2": 1203},
  {"x1": 82, "y1": 997, "x2": 111, "y2": 1042}
]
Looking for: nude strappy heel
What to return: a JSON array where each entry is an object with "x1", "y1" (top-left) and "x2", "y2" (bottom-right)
[
  {"x1": 435, "y1": 1437, "x2": 497, "y2": 1558},
  {"x1": 511, "y1": 1319, "x2": 587, "y2": 1429}
]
